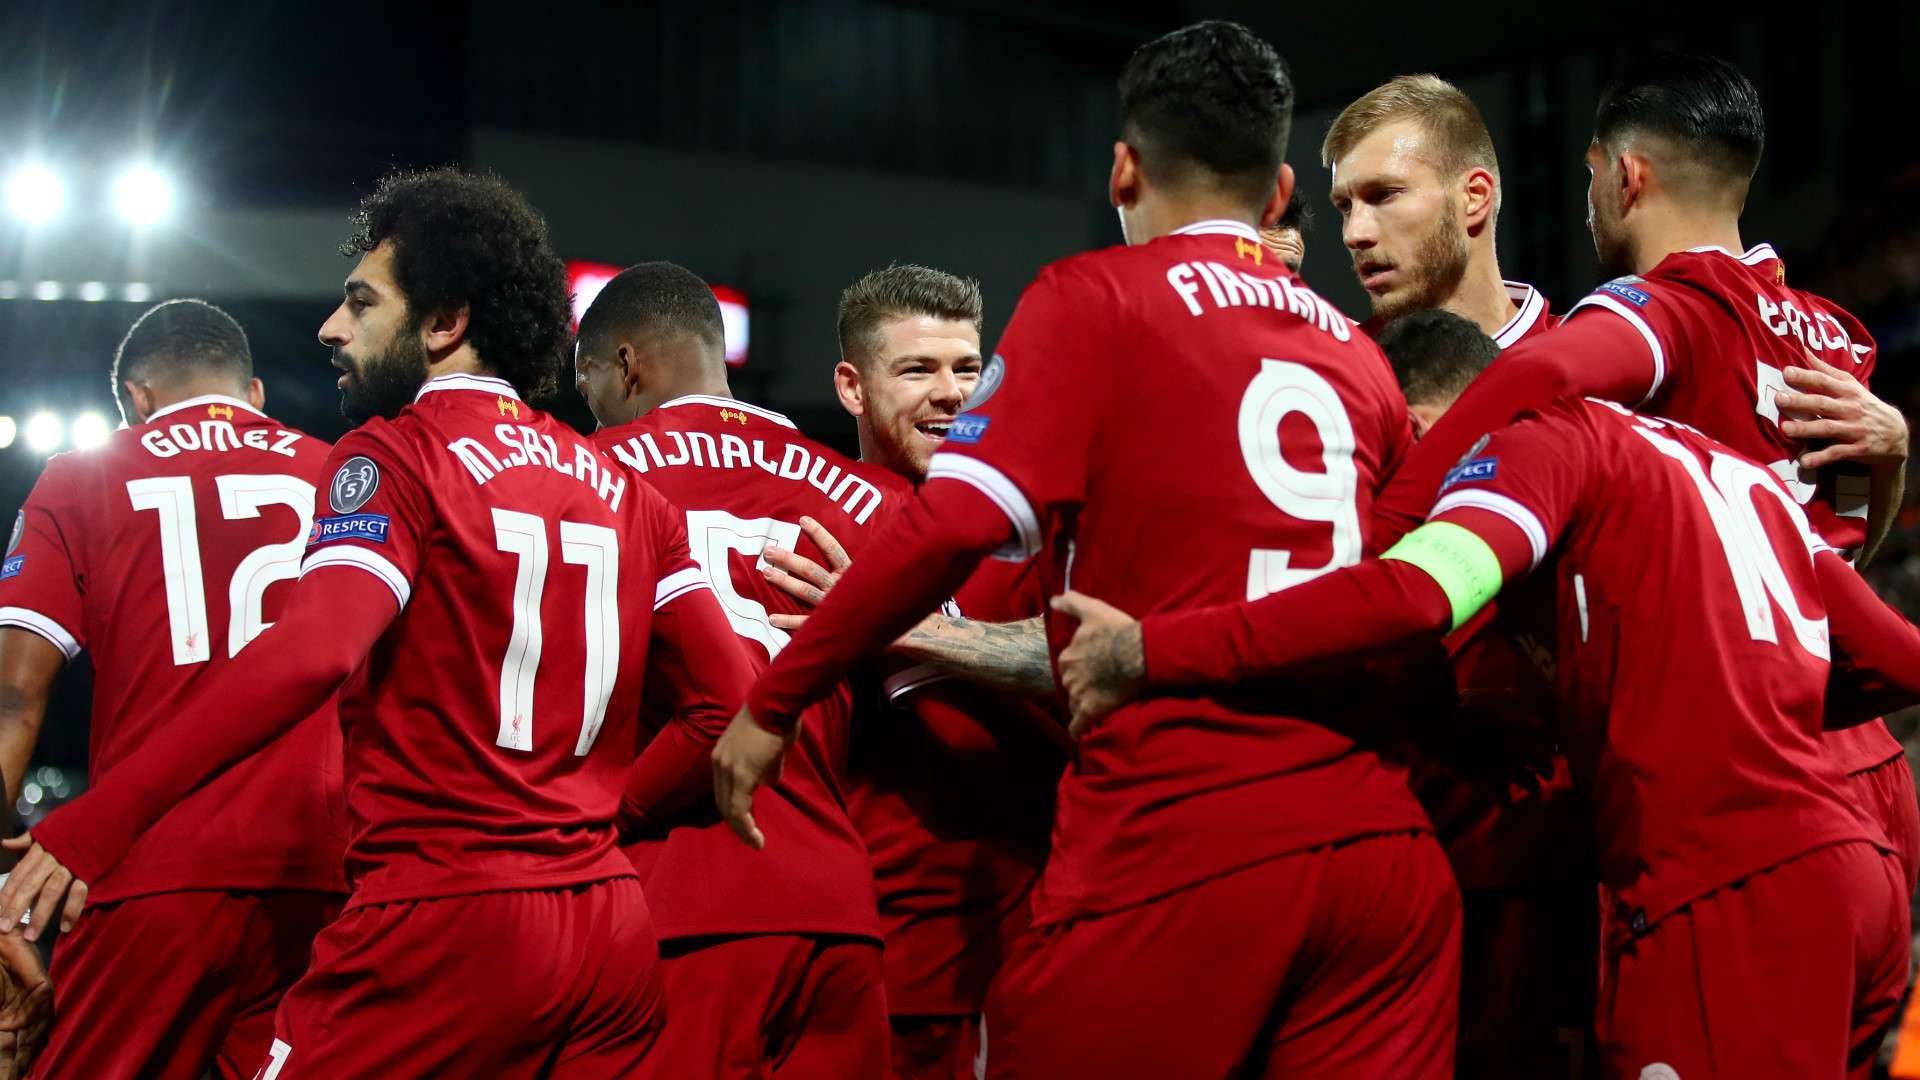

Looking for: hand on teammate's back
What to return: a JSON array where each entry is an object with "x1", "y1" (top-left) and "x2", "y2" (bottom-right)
[
  {"x1": 0, "y1": 928, "x2": 51, "y2": 1078},
  {"x1": 0, "y1": 837, "x2": 85, "y2": 943},
  {"x1": 1051, "y1": 592, "x2": 1146, "y2": 736},
  {"x1": 711, "y1": 709, "x2": 797, "y2": 851},
  {"x1": 1775, "y1": 350, "x2": 1909, "y2": 470},
  {"x1": 761, "y1": 516, "x2": 850, "y2": 628}
]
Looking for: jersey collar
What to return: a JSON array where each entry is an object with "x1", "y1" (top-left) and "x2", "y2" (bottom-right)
[
  {"x1": 1492, "y1": 280, "x2": 1549, "y2": 349},
  {"x1": 1685, "y1": 242, "x2": 1780, "y2": 267},
  {"x1": 656, "y1": 394, "x2": 797, "y2": 429},
  {"x1": 147, "y1": 393, "x2": 267, "y2": 424},
  {"x1": 414, "y1": 373, "x2": 521, "y2": 402},
  {"x1": 1169, "y1": 218, "x2": 1262, "y2": 242}
]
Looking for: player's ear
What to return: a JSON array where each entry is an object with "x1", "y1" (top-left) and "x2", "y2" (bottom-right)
[
  {"x1": 246, "y1": 377, "x2": 266, "y2": 412},
  {"x1": 124, "y1": 380, "x2": 153, "y2": 425},
  {"x1": 421, "y1": 303, "x2": 470, "y2": 358},
  {"x1": 1617, "y1": 150, "x2": 1646, "y2": 212},
  {"x1": 833, "y1": 360, "x2": 866, "y2": 418},
  {"x1": 1110, "y1": 141, "x2": 1141, "y2": 209},
  {"x1": 1260, "y1": 163, "x2": 1294, "y2": 228},
  {"x1": 1461, "y1": 167, "x2": 1496, "y2": 233},
  {"x1": 616, "y1": 343, "x2": 645, "y2": 400}
]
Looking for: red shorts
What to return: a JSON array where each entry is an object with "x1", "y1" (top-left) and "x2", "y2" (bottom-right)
[
  {"x1": 889, "y1": 1013, "x2": 984, "y2": 1080},
  {"x1": 1598, "y1": 841, "x2": 1908, "y2": 1080},
  {"x1": 260, "y1": 878, "x2": 663, "y2": 1079},
  {"x1": 1848, "y1": 753, "x2": 1920, "y2": 897},
  {"x1": 654, "y1": 933, "x2": 889, "y2": 1079},
  {"x1": 1457, "y1": 880, "x2": 1598, "y2": 1080},
  {"x1": 983, "y1": 831, "x2": 1460, "y2": 1079},
  {"x1": 30, "y1": 889, "x2": 337, "y2": 1080}
]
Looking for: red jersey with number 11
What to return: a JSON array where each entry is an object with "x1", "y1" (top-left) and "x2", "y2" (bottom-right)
[
  {"x1": 302, "y1": 374, "x2": 697, "y2": 910},
  {"x1": 928, "y1": 219, "x2": 1429, "y2": 925}
]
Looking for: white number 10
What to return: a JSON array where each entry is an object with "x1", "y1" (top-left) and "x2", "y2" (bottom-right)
[{"x1": 491, "y1": 509, "x2": 621, "y2": 755}]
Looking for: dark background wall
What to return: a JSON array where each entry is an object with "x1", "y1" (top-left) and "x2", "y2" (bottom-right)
[{"x1": 4, "y1": 0, "x2": 1919, "y2": 776}]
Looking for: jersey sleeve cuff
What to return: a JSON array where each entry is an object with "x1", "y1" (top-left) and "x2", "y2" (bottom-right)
[
  {"x1": 926, "y1": 455, "x2": 1042, "y2": 561},
  {"x1": 300, "y1": 547, "x2": 412, "y2": 610},
  {"x1": 1569, "y1": 292, "x2": 1666, "y2": 406},
  {"x1": 653, "y1": 567, "x2": 711, "y2": 611},
  {"x1": 0, "y1": 607, "x2": 81, "y2": 660},
  {"x1": 1430, "y1": 489, "x2": 1549, "y2": 569}
]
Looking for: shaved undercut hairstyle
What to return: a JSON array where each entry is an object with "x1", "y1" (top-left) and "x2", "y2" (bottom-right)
[
  {"x1": 111, "y1": 299, "x2": 253, "y2": 422},
  {"x1": 836, "y1": 264, "x2": 983, "y2": 370},
  {"x1": 1376, "y1": 308, "x2": 1500, "y2": 408},
  {"x1": 1118, "y1": 20, "x2": 1293, "y2": 214},
  {"x1": 1323, "y1": 74, "x2": 1501, "y2": 214},
  {"x1": 1594, "y1": 52, "x2": 1765, "y2": 202},
  {"x1": 575, "y1": 261, "x2": 725, "y2": 360}
]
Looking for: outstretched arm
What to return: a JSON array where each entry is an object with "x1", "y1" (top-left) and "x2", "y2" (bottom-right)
[
  {"x1": 0, "y1": 631, "x2": 63, "y2": 809},
  {"x1": 0, "y1": 567, "x2": 395, "y2": 938},
  {"x1": 762, "y1": 516, "x2": 1054, "y2": 699}
]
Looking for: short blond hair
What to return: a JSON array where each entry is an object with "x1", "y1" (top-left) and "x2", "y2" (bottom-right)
[{"x1": 1322, "y1": 75, "x2": 1500, "y2": 210}]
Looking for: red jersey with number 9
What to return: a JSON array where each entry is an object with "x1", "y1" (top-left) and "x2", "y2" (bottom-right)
[
  {"x1": 301, "y1": 374, "x2": 692, "y2": 910},
  {"x1": 928, "y1": 219, "x2": 1431, "y2": 925},
  {"x1": 0, "y1": 394, "x2": 348, "y2": 903},
  {"x1": 595, "y1": 395, "x2": 904, "y2": 941}
]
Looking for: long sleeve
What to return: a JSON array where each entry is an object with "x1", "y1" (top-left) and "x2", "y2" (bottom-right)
[
  {"x1": 29, "y1": 566, "x2": 397, "y2": 884},
  {"x1": 1371, "y1": 315, "x2": 1662, "y2": 548},
  {"x1": 620, "y1": 585, "x2": 757, "y2": 826},
  {"x1": 746, "y1": 478, "x2": 1015, "y2": 734},
  {"x1": 1819, "y1": 550, "x2": 1920, "y2": 727},
  {"x1": 1145, "y1": 505, "x2": 1538, "y2": 688}
]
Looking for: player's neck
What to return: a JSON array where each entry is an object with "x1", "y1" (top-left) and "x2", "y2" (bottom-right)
[
  {"x1": 1445, "y1": 250, "x2": 1519, "y2": 338},
  {"x1": 1631, "y1": 205, "x2": 1745, "y2": 275},
  {"x1": 1130, "y1": 195, "x2": 1259, "y2": 245},
  {"x1": 425, "y1": 349, "x2": 490, "y2": 384}
]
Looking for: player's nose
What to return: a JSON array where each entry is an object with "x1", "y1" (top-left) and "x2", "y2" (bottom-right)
[
  {"x1": 318, "y1": 305, "x2": 351, "y2": 347},
  {"x1": 1343, "y1": 208, "x2": 1375, "y2": 251},
  {"x1": 930, "y1": 368, "x2": 966, "y2": 405}
]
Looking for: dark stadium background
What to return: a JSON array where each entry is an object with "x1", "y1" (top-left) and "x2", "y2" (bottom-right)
[{"x1": 3, "y1": 0, "x2": 1917, "y2": 802}]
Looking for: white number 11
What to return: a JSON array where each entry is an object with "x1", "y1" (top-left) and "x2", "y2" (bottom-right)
[{"x1": 490, "y1": 509, "x2": 621, "y2": 756}]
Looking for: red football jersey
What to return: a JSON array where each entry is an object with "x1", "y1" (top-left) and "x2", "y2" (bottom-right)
[
  {"x1": 1360, "y1": 279, "x2": 1559, "y2": 348},
  {"x1": 1428, "y1": 397, "x2": 1874, "y2": 932},
  {"x1": 299, "y1": 374, "x2": 694, "y2": 909},
  {"x1": 596, "y1": 394, "x2": 898, "y2": 940},
  {"x1": 1558, "y1": 244, "x2": 1898, "y2": 774},
  {"x1": 850, "y1": 552, "x2": 1063, "y2": 1014},
  {"x1": 0, "y1": 394, "x2": 347, "y2": 903},
  {"x1": 932, "y1": 218, "x2": 1431, "y2": 925}
]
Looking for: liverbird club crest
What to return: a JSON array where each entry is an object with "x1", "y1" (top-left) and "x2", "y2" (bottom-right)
[
  {"x1": 1234, "y1": 237, "x2": 1264, "y2": 265},
  {"x1": 497, "y1": 396, "x2": 521, "y2": 419},
  {"x1": 719, "y1": 409, "x2": 749, "y2": 425},
  {"x1": 206, "y1": 403, "x2": 234, "y2": 420}
]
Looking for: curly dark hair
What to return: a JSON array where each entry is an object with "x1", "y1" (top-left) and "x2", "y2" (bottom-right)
[
  {"x1": 341, "y1": 167, "x2": 572, "y2": 402},
  {"x1": 1119, "y1": 21, "x2": 1293, "y2": 214}
]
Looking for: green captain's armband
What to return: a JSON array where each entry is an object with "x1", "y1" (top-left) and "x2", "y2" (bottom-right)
[{"x1": 1381, "y1": 521, "x2": 1504, "y2": 632}]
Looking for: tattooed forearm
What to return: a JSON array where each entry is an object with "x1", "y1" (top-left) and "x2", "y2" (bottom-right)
[{"x1": 893, "y1": 614, "x2": 1055, "y2": 699}]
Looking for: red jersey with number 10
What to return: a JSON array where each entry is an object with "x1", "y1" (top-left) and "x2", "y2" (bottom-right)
[
  {"x1": 596, "y1": 395, "x2": 900, "y2": 941},
  {"x1": 302, "y1": 374, "x2": 695, "y2": 910},
  {"x1": 0, "y1": 395, "x2": 348, "y2": 903},
  {"x1": 929, "y1": 219, "x2": 1430, "y2": 925}
]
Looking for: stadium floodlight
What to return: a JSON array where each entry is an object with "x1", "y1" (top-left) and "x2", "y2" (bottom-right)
[
  {"x1": 24, "y1": 412, "x2": 63, "y2": 453},
  {"x1": 0, "y1": 416, "x2": 15, "y2": 450},
  {"x1": 123, "y1": 282, "x2": 153, "y2": 303},
  {"x1": 78, "y1": 281, "x2": 108, "y2": 302},
  {"x1": 111, "y1": 164, "x2": 175, "y2": 227},
  {"x1": 4, "y1": 163, "x2": 65, "y2": 225},
  {"x1": 71, "y1": 412, "x2": 111, "y2": 450}
]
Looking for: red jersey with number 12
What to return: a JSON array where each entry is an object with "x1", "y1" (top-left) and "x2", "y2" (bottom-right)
[
  {"x1": 0, "y1": 395, "x2": 347, "y2": 903},
  {"x1": 930, "y1": 219, "x2": 1430, "y2": 925}
]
